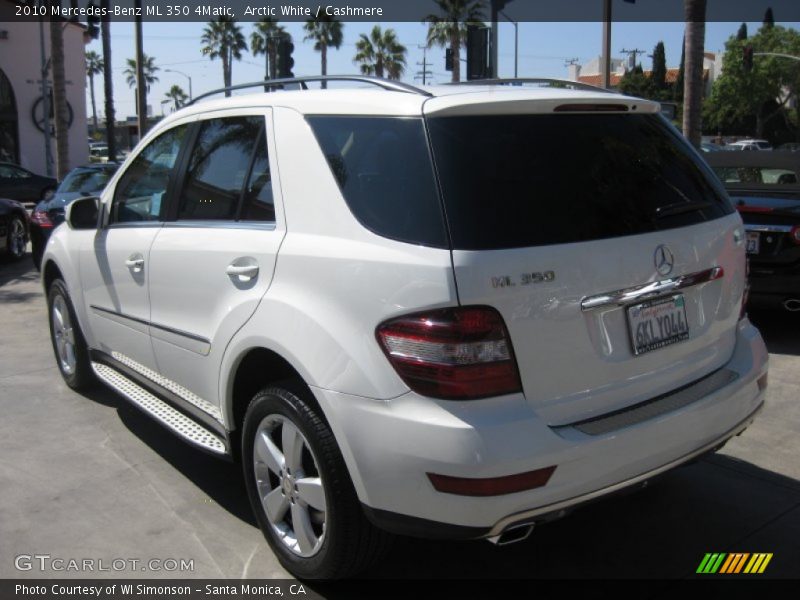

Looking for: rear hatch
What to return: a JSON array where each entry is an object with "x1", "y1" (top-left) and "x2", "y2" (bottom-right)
[{"x1": 423, "y1": 94, "x2": 744, "y2": 424}]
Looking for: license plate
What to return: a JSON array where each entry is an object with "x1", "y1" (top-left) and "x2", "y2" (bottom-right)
[
  {"x1": 746, "y1": 231, "x2": 760, "y2": 254},
  {"x1": 627, "y1": 294, "x2": 690, "y2": 356}
]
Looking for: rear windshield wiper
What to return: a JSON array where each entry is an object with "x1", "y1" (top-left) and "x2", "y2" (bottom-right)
[{"x1": 654, "y1": 200, "x2": 713, "y2": 218}]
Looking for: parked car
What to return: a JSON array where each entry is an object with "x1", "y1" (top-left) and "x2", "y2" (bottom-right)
[
  {"x1": 0, "y1": 197, "x2": 30, "y2": 260},
  {"x1": 726, "y1": 139, "x2": 773, "y2": 152},
  {"x1": 706, "y1": 151, "x2": 800, "y2": 311},
  {"x1": 30, "y1": 163, "x2": 118, "y2": 269},
  {"x1": 701, "y1": 141, "x2": 723, "y2": 153},
  {"x1": 89, "y1": 146, "x2": 109, "y2": 163},
  {"x1": 0, "y1": 162, "x2": 57, "y2": 208},
  {"x1": 777, "y1": 142, "x2": 800, "y2": 153},
  {"x1": 40, "y1": 76, "x2": 768, "y2": 579}
]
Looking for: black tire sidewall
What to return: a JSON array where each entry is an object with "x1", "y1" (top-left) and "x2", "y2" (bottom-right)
[
  {"x1": 242, "y1": 385, "x2": 353, "y2": 579},
  {"x1": 6, "y1": 216, "x2": 25, "y2": 260},
  {"x1": 47, "y1": 279, "x2": 93, "y2": 390}
]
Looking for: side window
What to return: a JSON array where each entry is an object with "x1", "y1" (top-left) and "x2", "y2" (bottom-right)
[
  {"x1": 240, "y1": 134, "x2": 274, "y2": 222},
  {"x1": 112, "y1": 125, "x2": 187, "y2": 223},
  {"x1": 178, "y1": 116, "x2": 264, "y2": 221}
]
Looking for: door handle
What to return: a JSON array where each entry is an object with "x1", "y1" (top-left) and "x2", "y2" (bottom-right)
[
  {"x1": 226, "y1": 263, "x2": 259, "y2": 282},
  {"x1": 125, "y1": 255, "x2": 144, "y2": 272}
]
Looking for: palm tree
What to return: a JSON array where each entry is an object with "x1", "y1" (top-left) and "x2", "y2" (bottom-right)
[
  {"x1": 354, "y1": 26, "x2": 407, "y2": 80},
  {"x1": 425, "y1": 0, "x2": 485, "y2": 83},
  {"x1": 123, "y1": 54, "x2": 159, "y2": 120},
  {"x1": 251, "y1": 18, "x2": 285, "y2": 80},
  {"x1": 303, "y1": 16, "x2": 344, "y2": 88},
  {"x1": 86, "y1": 51, "x2": 104, "y2": 133},
  {"x1": 164, "y1": 85, "x2": 188, "y2": 111},
  {"x1": 682, "y1": 0, "x2": 707, "y2": 148},
  {"x1": 49, "y1": 18, "x2": 69, "y2": 179},
  {"x1": 201, "y1": 17, "x2": 248, "y2": 96}
]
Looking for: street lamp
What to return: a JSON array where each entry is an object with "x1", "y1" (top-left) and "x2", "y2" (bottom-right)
[
  {"x1": 160, "y1": 99, "x2": 170, "y2": 117},
  {"x1": 164, "y1": 68, "x2": 192, "y2": 101},
  {"x1": 499, "y1": 10, "x2": 518, "y2": 78}
]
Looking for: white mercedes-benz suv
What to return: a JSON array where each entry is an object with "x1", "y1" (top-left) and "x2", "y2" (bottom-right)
[{"x1": 41, "y1": 76, "x2": 768, "y2": 579}]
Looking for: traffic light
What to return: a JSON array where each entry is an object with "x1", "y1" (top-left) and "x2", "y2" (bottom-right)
[
  {"x1": 743, "y1": 45, "x2": 754, "y2": 71},
  {"x1": 277, "y1": 36, "x2": 295, "y2": 78},
  {"x1": 466, "y1": 26, "x2": 489, "y2": 80},
  {"x1": 445, "y1": 48, "x2": 453, "y2": 72}
]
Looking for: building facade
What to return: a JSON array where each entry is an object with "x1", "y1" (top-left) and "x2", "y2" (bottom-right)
[{"x1": 0, "y1": 1, "x2": 88, "y2": 176}]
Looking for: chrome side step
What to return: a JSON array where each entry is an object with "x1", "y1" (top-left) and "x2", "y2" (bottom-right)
[{"x1": 91, "y1": 362, "x2": 227, "y2": 455}]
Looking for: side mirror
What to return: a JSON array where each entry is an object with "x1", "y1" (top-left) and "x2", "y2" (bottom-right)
[{"x1": 66, "y1": 196, "x2": 99, "y2": 230}]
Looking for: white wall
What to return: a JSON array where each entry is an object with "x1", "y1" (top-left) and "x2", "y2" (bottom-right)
[{"x1": 0, "y1": 3, "x2": 88, "y2": 177}]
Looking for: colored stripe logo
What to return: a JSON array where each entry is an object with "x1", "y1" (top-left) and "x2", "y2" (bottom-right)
[{"x1": 696, "y1": 553, "x2": 773, "y2": 574}]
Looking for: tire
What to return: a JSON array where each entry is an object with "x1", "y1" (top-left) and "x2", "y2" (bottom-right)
[
  {"x1": 242, "y1": 382, "x2": 391, "y2": 579},
  {"x1": 47, "y1": 279, "x2": 95, "y2": 390},
  {"x1": 5, "y1": 215, "x2": 27, "y2": 260}
]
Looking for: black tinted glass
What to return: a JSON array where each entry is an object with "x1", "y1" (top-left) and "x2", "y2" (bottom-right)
[
  {"x1": 307, "y1": 116, "x2": 447, "y2": 248},
  {"x1": 240, "y1": 134, "x2": 275, "y2": 222},
  {"x1": 179, "y1": 116, "x2": 263, "y2": 221},
  {"x1": 427, "y1": 114, "x2": 734, "y2": 250}
]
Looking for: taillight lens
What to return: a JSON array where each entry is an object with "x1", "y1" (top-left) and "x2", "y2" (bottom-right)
[
  {"x1": 30, "y1": 209, "x2": 54, "y2": 228},
  {"x1": 376, "y1": 306, "x2": 522, "y2": 400},
  {"x1": 790, "y1": 225, "x2": 800, "y2": 245}
]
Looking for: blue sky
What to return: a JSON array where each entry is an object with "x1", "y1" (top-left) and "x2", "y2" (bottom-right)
[{"x1": 86, "y1": 20, "x2": 798, "y2": 119}]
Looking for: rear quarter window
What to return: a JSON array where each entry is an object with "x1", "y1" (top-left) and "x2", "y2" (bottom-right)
[{"x1": 307, "y1": 116, "x2": 448, "y2": 248}]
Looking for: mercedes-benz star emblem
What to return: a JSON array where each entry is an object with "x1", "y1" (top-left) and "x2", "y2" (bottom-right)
[{"x1": 654, "y1": 245, "x2": 675, "y2": 276}]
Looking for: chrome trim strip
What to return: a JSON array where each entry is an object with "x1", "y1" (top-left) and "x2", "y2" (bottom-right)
[
  {"x1": 744, "y1": 224, "x2": 793, "y2": 233},
  {"x1": 89, "y1": 305, "x2": 210, "y2": 344},
  {"x1": 163, "y1": 221, "x2": 276, "y2": 231},
  {"x1": 487, "y1": 403, "x2": 763, "y2": 537},
  {"x1": 107, "y1": 222, "x2": 163, "y2": 229},
  {"x1": 580, "y1": 267, "x2": 724, "y2": 311}
]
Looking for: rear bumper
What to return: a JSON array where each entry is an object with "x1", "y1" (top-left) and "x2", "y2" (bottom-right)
[{"x1": 311, "y1": 319, "x2": 768, "y2": 538}]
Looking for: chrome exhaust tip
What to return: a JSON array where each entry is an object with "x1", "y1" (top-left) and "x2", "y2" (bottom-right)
[
  {"x1": 486, "y1": 524, "x2": 534, "y2": 546},
  {"x1": 783, "y1": 299, "x2": 800, "y2": 312}
]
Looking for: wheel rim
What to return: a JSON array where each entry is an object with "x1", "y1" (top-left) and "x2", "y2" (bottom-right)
[
  {"x1": 9, "y1": 218, "x2": 26, "y2": 258},
  {"x1": 51, "y1": 294, "x2": 76, "y2": 375},
  {"x1": 253, "y1": 414, "x2": 327, "y2": 558}
]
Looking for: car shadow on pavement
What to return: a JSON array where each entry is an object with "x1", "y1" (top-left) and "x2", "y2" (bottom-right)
[
  {"x1": 358, "y1": 455, "x2": 800, "y2": 579},
  {"x1": 81, "y1": 384, "x2": 256, "y2": 527},
  {"x1": 79, "y1": 379, "x2": 800, "y2": 580},
  {"x1": 749, "y1": 310, "x2": 800, "y2": 356}
]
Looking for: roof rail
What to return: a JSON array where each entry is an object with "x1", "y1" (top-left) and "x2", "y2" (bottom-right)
[
  {"x1": 451, "y1": 78, "x2": 615, "y2": 94},
  {"x1": 187, "y1": 75, "x2": 432, "y2": 105}
]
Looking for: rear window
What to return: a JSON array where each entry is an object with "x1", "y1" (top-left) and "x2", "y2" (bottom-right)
[
  {"x1": 712, "y1": 166, "x2": 798, "y2": 185},
  {"x1": 307, "y1": 116, "x2": 448, "y2": 248},
  {"x1": 427, "y1": 114, "x2": 734, "y2": 251}
]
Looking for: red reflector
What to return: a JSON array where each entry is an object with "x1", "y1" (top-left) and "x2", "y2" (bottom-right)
[
  {"x1": 376, "y1": 306, "x2": 522, "y2": 400},
  {"x1": 736, "y1": 205, "x2": 773, "y2": 214},
  {"x1": 427, "y1": 466, "x2": 557, "y2": 497},
  {"x1": 30, "y1": 210, "x2": 54, "y2": 228},
  {"x1": 791, "y1": 226, "x2": 800, "y2": 245}
]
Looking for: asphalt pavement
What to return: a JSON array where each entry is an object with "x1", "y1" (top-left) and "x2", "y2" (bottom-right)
[{"x1": 1, "y1": 254, "x2": 798, "y2": 583}]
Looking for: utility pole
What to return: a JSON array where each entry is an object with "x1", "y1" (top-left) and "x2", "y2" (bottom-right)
[
  {"x1": 415, "y1": 45, "x2": 432, "y2": 85},
  {"x1": 620, "y1": 47, "x2": 646, "y2": 70},
  {"x1": 601, "y1": 0, "x2": 611, "y2": 88},
  {"x1": 134, "y1": 0, "x2": 147, "y2": 141},
  {"x1": 490, "y1": 1, "x2": 499, "y2": 78}
]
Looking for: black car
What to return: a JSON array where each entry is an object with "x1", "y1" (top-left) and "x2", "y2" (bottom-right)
[
  {"x1": 0, "y1": 162, "x2": 57, "y2": 208},
  {"x1": 705, "y1": 151, "x2": 800, "y2": 311},
  {"x1": 0, "y1": 197, "x2": 30, "y2": 261},
  {"x1": 30, "y1": 163, "x2": 117, "y2": 268}
]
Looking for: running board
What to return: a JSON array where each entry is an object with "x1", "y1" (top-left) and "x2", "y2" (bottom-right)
[{"x1": 91, "y1": 362, "x2": 227, "y2": 455}]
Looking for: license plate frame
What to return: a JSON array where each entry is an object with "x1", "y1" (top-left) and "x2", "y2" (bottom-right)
[
  {"x1": 745, "y1": 231, "x2": 760, "y2": 255},
  {"x1": 627, "y1": 294, "x2": 690, "y2": 356}
]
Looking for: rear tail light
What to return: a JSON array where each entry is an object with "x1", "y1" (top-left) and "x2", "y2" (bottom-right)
[
  {"x1": 376, "y1": 306, "x2": 522, "y2": 400},
  {"x1": 30, "y1": 209, "x2": 54, "y2": 228},
  {"x1": 790, "y1": 226, "x2": 800, "y2": 245}
]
